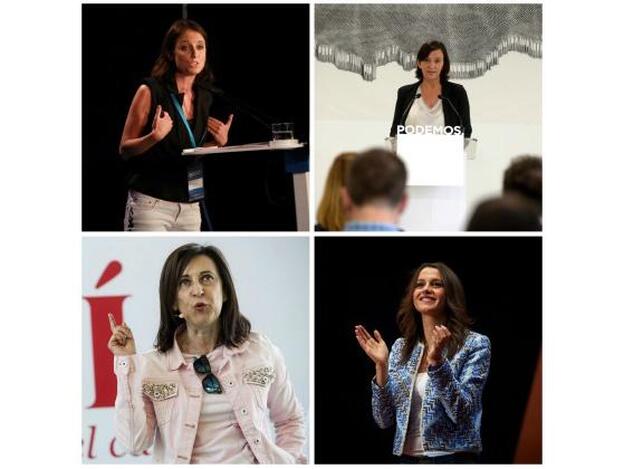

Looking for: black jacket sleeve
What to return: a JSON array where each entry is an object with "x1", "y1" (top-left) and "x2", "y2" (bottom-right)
[
  {"x1": 455, "y1": 84, "x2": 472, "y2": 138},
  {"x1": 389, "y1": 87, "x2": 407, "y2": 137}
]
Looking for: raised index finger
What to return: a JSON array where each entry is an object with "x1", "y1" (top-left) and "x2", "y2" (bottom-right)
[{"x1": 108, "y1": 313, "x2": 117, "y2": 332}]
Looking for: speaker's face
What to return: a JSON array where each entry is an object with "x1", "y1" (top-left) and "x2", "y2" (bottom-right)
[
  {"x1": 173, "y1": 30, "x2": 207, "y2": 77},
  {"x1": 417, "y1": 49, "x2": 444, "y2": 81},
  {"x1": 412, "y1": 267, "x2": 446, "y2": 318}
]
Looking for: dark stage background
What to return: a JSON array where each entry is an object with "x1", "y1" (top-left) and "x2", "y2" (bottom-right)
[
  {"x1": 83, "y1": 4, "x2": 309, "y2": 231},
  {"x1": 315, "y1": 236, "x2": 542, "y2": 464}
]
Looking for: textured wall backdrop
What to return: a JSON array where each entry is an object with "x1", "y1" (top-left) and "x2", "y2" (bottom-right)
[{"x1": 316, "y1": 4, "x2": 541, "y2": 81}]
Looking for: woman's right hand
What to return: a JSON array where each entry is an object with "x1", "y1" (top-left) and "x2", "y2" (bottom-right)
[
  {"x1": 107, "y1": 313, "x2": 136, "y2": 356},
  {"x1": 354, "y1": 325, "x2": 389, "y2": 367},
  {"x1": 151, "y1": 105, "x2": 173, "y2": 142}
]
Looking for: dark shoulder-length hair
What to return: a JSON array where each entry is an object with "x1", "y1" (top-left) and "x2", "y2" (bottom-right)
[
  {"x1": 156, "y1": 243, "x2": 251, "y2": 353},
  {"x1": 151, "y1": 19, "x2": 214, "y2": 84},
  {"x1": 396, "y1": 262, "x2": 472, "y2": 363},
  {"x1": 415, "y1": 40, "x2": 451, "y2": 82}
]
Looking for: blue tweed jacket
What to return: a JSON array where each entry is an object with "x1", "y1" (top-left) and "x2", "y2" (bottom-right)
[{"x1": 371, "y1": 331, "x2": 491, "y2": 455}]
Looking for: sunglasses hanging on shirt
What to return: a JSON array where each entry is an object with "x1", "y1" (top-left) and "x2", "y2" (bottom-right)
[{"x1": 193, "y1": 355, "x2": 223, "y2": 394}]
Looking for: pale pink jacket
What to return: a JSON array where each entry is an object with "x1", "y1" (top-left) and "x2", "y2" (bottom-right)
[{"x1": 113, "y1": 332, "x2": 306, "y2": 464}]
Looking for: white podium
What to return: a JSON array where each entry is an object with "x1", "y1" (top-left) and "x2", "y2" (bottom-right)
[
  {"x1": 182, "y1": 140, "x2": 305, "y2": 156},
  {"x1": 392, "y1": 134, "x2": 476, "y2": 231}
]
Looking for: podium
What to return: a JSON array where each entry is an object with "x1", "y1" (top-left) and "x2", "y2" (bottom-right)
[
  {"x1": 183, "y1": 141, "x2": 309, "y2": 231},
  {"x1": 392, "y1": 134, "x2": 477, "y2": 231}
]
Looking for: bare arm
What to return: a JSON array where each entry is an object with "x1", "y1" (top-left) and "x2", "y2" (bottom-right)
[{"x1": 119, "y1": 85, "x2": 172, "y2": 158}]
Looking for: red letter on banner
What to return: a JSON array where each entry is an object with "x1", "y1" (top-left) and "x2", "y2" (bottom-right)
[{"x1": 85, "y1": 295, "x2": 129, "y2": 408}]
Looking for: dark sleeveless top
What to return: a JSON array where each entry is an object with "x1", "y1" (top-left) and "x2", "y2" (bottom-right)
[{"x1": 125, "y1": 75, "x2": 214, "y2": 202}]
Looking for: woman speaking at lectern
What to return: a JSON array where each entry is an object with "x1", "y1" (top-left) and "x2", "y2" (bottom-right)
[
  {"x1": 119, "y1": 19, "x2": 234, "y2": 231},
  {"x1": 389, "y1": 41, "x2": 472, "y2": 139}
]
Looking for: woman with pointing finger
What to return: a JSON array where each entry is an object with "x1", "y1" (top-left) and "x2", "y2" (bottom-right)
[
  {"x1": 354, "y1": 263, "x2": 490, "y2": 463},
  {"x1": 108, "y1": 243, "x2": 306, "y2": 463},
  {"x1": 119, "y1": 19, "x2": 234, "y2": 231}
]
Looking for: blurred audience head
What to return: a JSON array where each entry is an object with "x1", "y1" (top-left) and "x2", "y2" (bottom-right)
[
  {"x1": 466, "y1": 194, "x2": 541, "y2": 231},
  {"x1": 316, "y1": 152, "x2": 357, "y2": 231},
  {"x1": 342, "y1": 148, "x2": 408, "y2": 226},
  {"x1": 503, "y1": 155, "x2": 542, "y2": 213}
]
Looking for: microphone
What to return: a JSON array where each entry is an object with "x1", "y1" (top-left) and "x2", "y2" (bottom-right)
[
  {"x1": 400, "y1": 91, "x2": 421, "y2": 127},
  {"x1": 198, "y1": 85, "x2": 276, "y2": 145},
  {"x1": 209, "y1": 85, "x2": 274, "y2": 130},
  {"x1": 438, "y1": 94, "x2": 464, "y2": 134}
]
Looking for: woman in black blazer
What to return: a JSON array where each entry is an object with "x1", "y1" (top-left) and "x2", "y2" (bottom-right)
[{"x1": 389, "y1": 41, "x2": 472, "y2": 138}]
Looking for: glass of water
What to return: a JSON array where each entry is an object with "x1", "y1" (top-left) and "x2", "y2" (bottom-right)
[{"x1": 271, "y1": 122, "x2": 294, "y2": 141}]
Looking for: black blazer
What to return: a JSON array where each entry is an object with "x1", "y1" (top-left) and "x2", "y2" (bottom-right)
[{"x1": 389, "y1": 80, "x2": 472, "y2": 138}]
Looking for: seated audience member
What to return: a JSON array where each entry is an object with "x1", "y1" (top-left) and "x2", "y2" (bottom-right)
[
  {"x1": 316, "y1": 152, "x2": 357, "y2": 231},
  {"x1": 466, "y1": 194, "x2": 541, "y2": 231},
  {"x1": 503, "y1": 155, "x2": 542, "y2": 214},
  {"x1": 341, "y1": 149, "x2": 408, "y2": 231}
]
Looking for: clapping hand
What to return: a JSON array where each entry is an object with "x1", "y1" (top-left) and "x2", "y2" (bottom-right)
[
  {"x1": 354, "y1": 325, "x2": 389, "y2": 367},
  {"x1": 107, "y1": 313, "x2": 136, "y2": 356},
  {"x1": 427, "y1": 325, "x2": 451, "y2": 367}
]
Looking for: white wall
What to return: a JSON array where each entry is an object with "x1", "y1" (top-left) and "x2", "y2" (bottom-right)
[
  {"x1": 315, "y1": 51, "x2": 541, "y2": 229},
  {"x1": 82, "y1": 237, "x2": 309, "y2": 463}
]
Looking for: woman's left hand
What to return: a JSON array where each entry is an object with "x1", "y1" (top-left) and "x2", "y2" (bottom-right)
[
  {"x1": 207, "y1": 114, "x2": 234, "y2": 147},
  {"x1": 427, "y1": 325, "x2": 451, "y2": 367}
]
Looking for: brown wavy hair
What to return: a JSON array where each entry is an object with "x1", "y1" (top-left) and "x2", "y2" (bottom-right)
[
  {"x1": 316, "y1": 152, "x2": 357, "y2": 230},
  {"x1": 151, "y1": 19, "x2": 214, "y2": 84},
  {"x1": 156, "y1": 244, "x2": 250, "y2": 353},
  {"x1": 397, "y1": 262, "x2": 472, "y2": 363}
]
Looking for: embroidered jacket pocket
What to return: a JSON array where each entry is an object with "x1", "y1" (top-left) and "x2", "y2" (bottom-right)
[
  {"x1": 142, "y1": 381, "x2": 178, "y2": 425},
  {"x1": 242, "y1": 366, "x2": 275, "y2": 409},
  {"x1": 243, "y1": 366, "x2": 276, "y2": 387}
]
